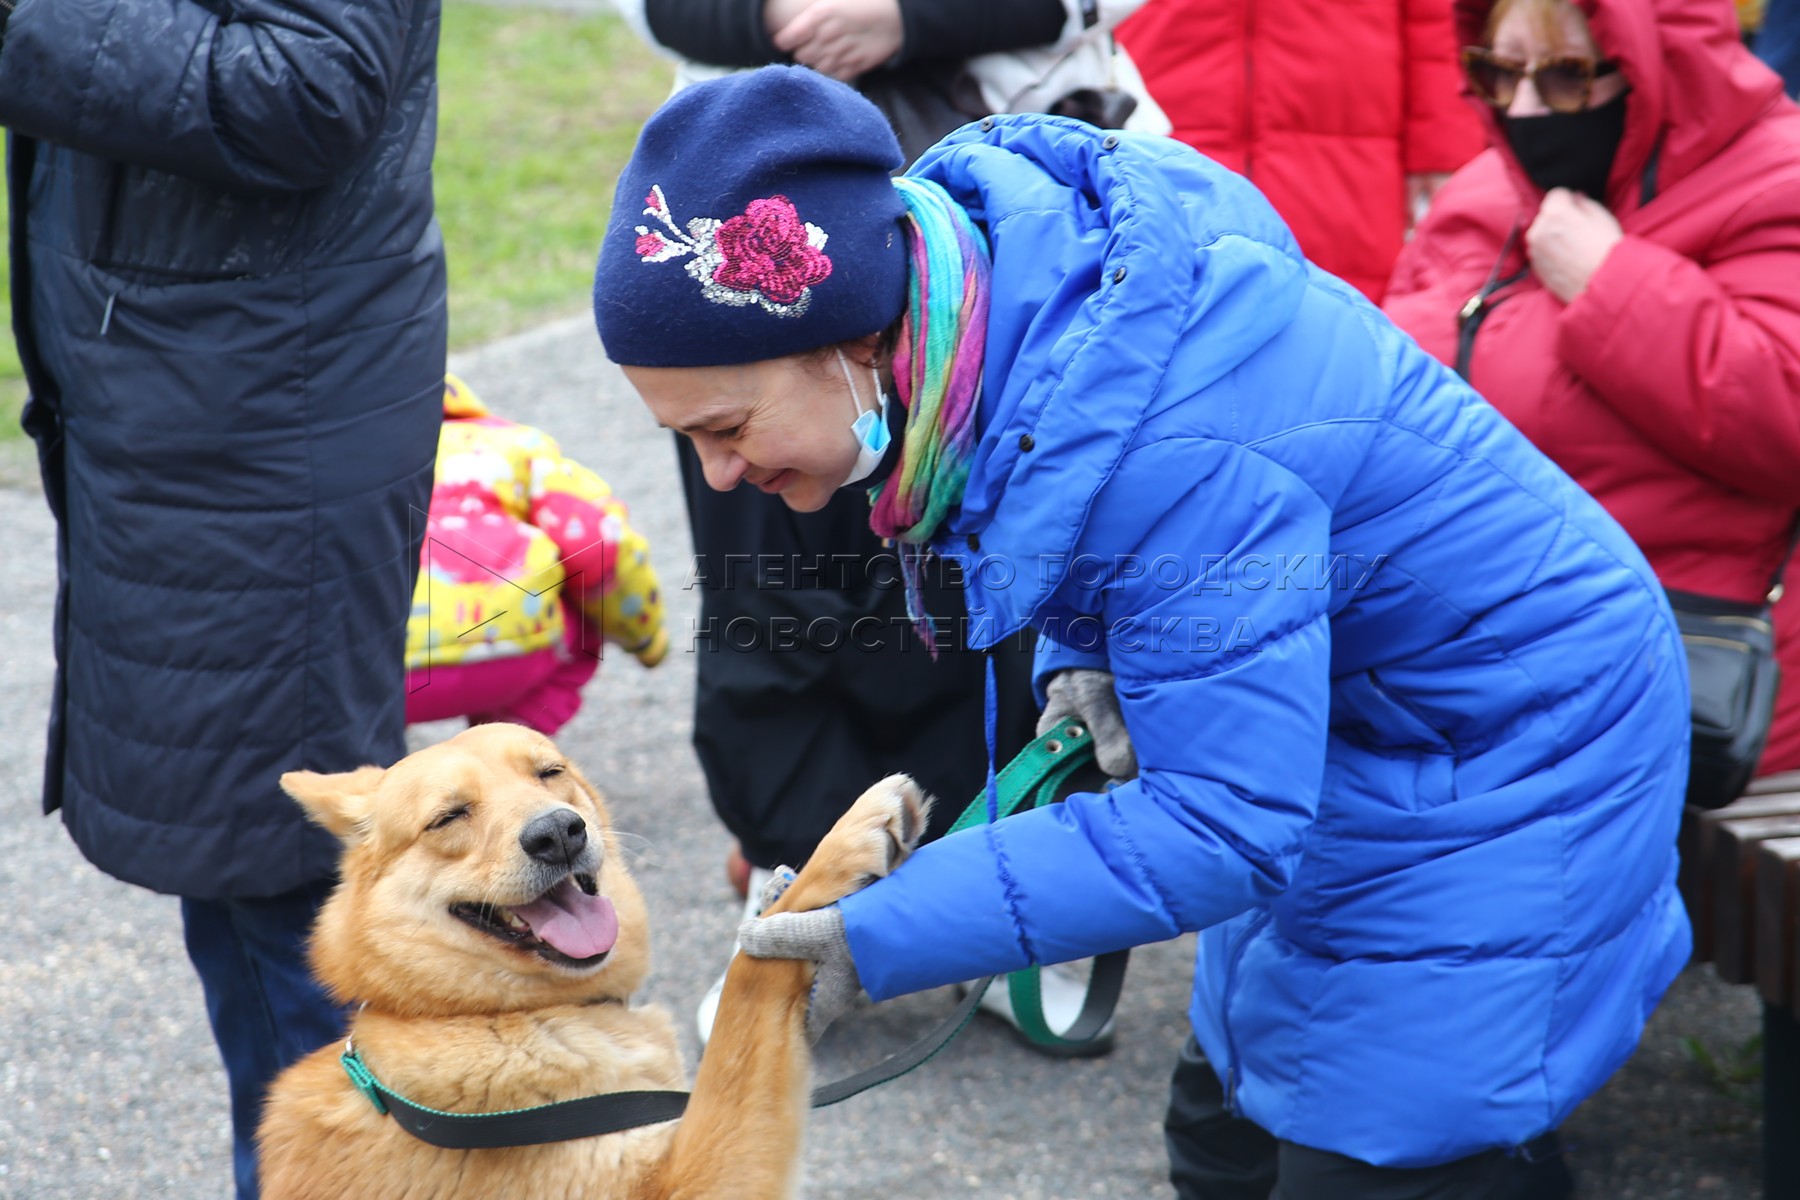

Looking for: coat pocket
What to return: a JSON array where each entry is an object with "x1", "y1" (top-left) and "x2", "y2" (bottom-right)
[{"x1": 1324, "y1": 671, "x2": 1459, "y2": 812}]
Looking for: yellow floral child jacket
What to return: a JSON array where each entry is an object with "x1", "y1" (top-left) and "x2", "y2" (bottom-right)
[{"x1": 406, "y1": 375, "x2": 667, "y2": 671}]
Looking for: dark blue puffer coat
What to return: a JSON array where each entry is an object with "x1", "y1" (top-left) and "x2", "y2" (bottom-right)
[{"x1": 0, "y1": 0, "x2": 447, "y2": 898}]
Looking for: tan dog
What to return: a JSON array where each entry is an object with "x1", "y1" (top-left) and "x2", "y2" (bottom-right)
[{"x1": 258, "y1": 722, "x2": 927, "y2": 1200}]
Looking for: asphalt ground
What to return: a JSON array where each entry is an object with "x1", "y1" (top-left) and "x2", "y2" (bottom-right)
[{"x1": 0, "y1": 315, "x2": 1768, "y2": 1198}]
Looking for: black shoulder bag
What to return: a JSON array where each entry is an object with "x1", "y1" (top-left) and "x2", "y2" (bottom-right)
[{"x1": 1673, "y1": 522, "x2": 1797, "y2": 809}]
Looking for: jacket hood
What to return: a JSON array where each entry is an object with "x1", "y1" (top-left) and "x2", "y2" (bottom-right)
[
  {"x1": 1456, "y1": 0, "x2": 1785, "y2": 215},
  {"x1": 907, "y1": 115, "x2": 1310, "y2": 645}
]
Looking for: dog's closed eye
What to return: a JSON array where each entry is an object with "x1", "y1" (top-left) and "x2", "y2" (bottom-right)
[
  {"x1": 425, "y1": 804, "x2": 470, "y2": 832},
  {"x1": 537, "y1": 764, "x2": 565, "y2": 781}
]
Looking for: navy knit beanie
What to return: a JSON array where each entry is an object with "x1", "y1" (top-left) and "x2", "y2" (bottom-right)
[{"x1": 594, "y1": 66, "x2": 909, "y2": 368}]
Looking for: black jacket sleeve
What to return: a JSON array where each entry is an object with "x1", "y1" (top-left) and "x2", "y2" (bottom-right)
[
  {"x1": 644, "y1": 0, "x2": 781, "y2": 67},
  {"x1": 895, "y1": 0, "x2": 1065, "y2": 64},
  {"x1": 0, "y1": 0, "x2": 417, "y2": 192},
  {"x1": 645, "y1": 0, "x2": 1067, "y2": 70}
]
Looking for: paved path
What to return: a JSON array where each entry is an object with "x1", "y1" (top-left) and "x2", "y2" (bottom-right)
[{"x1": 0, "y1": 315, "x2": 1767, "y2": 1198}]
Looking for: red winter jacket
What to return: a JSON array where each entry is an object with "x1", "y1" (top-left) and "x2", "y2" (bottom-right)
[
  {"x1": 1117, "y1": 0, "x2": 1483, "y2": 300},
  {"x1": 1384, "y1": 0, "x2": 1800, "y2": 776}
]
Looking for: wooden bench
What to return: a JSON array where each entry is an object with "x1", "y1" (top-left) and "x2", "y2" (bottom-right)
[{"x1": 1678, "y1": 769, "x2": 1800, "y2": 1198}]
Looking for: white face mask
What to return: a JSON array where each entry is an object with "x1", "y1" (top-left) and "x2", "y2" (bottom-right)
[{"x1": 836, "y1": 348, "x2": 892, "y2": 489}]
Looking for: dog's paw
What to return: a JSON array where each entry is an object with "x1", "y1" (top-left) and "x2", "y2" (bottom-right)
[{"x1": 769, "y1": 775, "x2": 932, "y2": 914}]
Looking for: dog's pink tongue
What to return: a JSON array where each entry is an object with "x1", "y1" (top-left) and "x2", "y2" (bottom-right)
[{"x1": 512, "y1": 882, "x2": 618, "y2": 959}]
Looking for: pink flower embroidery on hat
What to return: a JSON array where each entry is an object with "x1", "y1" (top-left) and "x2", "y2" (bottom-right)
[
  {"x1": 713, "y1": 198, "x2": 832, "y2": 304},
  {"x1": 633, "y1": 185, "x2": 832, "y2": 318}
]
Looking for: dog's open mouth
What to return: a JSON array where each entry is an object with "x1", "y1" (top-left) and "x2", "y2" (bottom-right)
[{"x1": 450, "y1": 872, "x2": 618, "y2": 968}]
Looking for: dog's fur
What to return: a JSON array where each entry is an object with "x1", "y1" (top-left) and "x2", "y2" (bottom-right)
[{"x1": 258, "y1": 722, "x2": 927, "y2": 1200}]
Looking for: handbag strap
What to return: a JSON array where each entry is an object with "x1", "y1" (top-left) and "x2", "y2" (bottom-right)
[
  {"x1": 1455, "y1": 225, "x2": 1527, "y2": 381},
  {"x1": 1766, "y1": 512, "x2": 1800, "y2": 602}
]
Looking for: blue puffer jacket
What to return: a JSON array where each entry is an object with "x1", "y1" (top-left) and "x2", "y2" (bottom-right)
[
  {"x1": 838, "y1": 116, "x2": 1692, "y2": 1167},
  {"x1": 0, "y1": 0, "x2": 446, "y2": 898}
]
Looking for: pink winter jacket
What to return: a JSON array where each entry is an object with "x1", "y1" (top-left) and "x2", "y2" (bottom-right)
[{"x1": 1384, "y1": 0, "x2": 1800, "y2": 774}]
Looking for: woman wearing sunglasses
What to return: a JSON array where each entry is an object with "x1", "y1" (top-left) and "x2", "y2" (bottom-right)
[{"x1": 1386, "y1": 0, "x2": 1800, "y2": 785}]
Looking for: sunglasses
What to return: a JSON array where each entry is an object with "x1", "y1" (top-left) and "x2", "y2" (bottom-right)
[{"x1": 1461, "y1": 47, "x2": 1620, "y2": 114}]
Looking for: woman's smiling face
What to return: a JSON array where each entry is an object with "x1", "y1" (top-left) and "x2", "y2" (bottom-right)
[{"x1": 626, "y1": 337, "x2": 884, "y2": 513}]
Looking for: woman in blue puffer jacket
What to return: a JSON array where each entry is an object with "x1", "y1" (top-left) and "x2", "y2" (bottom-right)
[{"x1": 595, "y1": 66, "x2": 1691, "y2": 1197}]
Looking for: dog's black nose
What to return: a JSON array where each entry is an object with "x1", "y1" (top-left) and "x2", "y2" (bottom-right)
[{"x1": 519, "y1": 809, "x2": 588, "y2": 867}]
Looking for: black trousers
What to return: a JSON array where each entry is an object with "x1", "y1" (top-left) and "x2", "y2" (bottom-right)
[{"x1": 1165, "y1": 1037, "x2": 1574, "y2": 1200}]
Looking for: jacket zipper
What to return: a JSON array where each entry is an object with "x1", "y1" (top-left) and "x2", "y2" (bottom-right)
[{"x1": 1220, "y1": 908, "x2": 1273, "y2": 1115}]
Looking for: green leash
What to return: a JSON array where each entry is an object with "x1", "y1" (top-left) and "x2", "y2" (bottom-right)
[
  {"x1": 948, "y1": 720, "x2": 1130, "y2": 1055},
  {"x1": 339, "y1": 724, "x2": 1124, "y2": 1147}
]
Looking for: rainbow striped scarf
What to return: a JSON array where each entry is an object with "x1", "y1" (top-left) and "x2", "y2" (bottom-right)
[
  {"x1": 869, "y1": 176, "x2": 991, "y2": 643},
  {"x1": 870, "y1": 176, "x2": 990, "y2": 542}
]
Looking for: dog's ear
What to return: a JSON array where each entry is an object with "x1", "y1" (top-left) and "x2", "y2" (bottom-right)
[{"x1": 280, "y1": 765, "x2": 385, "y2": 842}]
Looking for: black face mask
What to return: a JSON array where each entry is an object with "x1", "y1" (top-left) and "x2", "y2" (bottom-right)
[{"x1": 1503, "y1": 91, "x2": 1628, "y2": 201}]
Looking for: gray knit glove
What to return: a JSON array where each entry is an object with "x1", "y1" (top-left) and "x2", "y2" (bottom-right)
[
  {"x1": 737, "y1": 905, "x2": 862, "y2": 1043},
  {"x1": 1038, "y1": 668, "x2": 1137, "y2": 779}
]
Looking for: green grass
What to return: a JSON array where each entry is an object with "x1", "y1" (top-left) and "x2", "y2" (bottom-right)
[
  {"x1": 0, "y1": 3, "x2": 671, "y2": 443},
  {"x1": 1683, "y1": 1032, "x2": 1764, "y2": 1103},
  {"x1": 0, "y1": 247, "x2": 19, "y2": 442},
  {"x1": 435, "y1": 3, "x2": 671, "y2": 347}
]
